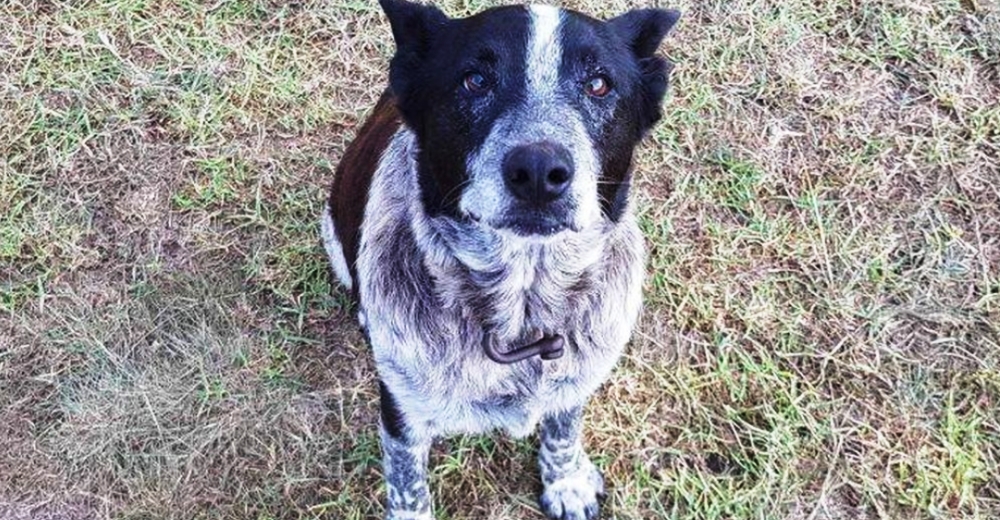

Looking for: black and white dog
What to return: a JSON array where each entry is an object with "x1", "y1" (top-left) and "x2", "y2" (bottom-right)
[{"x1": 322, "y1": 1, "x2": 679, "y2": 518}]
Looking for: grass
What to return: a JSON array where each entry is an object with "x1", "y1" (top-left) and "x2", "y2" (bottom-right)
[{"x1": 1, "y1": 0, "x2": 998, "y2": 518}]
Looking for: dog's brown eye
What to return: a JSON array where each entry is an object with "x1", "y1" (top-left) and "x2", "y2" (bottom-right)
[
  {"x1": 463, "y1": 72, "x2": 489, "y2": 93},
  {"x1": 584, "y1": 75, "x2": 611, "y2": 98}
]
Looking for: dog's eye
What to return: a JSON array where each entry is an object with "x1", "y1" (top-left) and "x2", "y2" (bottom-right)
[
  {"x1": 584, "y1": 75, "x2": 611, "y2": 98},
  {"x1": 463, "y1": 72, "x2": 489, "y2": 94}
]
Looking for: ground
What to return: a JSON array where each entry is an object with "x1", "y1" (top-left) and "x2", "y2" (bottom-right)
[{"x1": 1, "y1": 0, "x2": 998, "y2": 519}]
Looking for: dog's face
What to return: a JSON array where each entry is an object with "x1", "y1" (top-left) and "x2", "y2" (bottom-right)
[{"x1": 381, "y1": 0, "x2": 679, "y2": 237}]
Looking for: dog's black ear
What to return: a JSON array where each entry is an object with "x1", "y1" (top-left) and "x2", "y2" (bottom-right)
[
  {"x1": 380, "y1": 0, "x2": 448, "y2": 108},
  {"x1": 379, "y1": 0, "x2": 448, "y2": 58},
  {"x1": 609, "y1": 9, "x2": 681, "y2": 132},
  {"x1": 607, "y1": 8, "x2": 680, "y2": 58}
]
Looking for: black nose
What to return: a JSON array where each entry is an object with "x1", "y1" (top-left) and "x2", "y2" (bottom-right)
[{"x1": 502, "y1": 143, "x2": 574, "y2": 204}]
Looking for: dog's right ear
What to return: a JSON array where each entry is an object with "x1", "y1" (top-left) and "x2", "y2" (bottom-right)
[{"x1": 380, "y1": 0, "x2": 448, "y2": 103}]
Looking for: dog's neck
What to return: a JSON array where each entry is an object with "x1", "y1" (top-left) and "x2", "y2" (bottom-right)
[
  {"x1": 390, "y1": 127, "x2": 613, "y2": 344},
  {"x1": 411, "y1": 197, "x2": 610, "y2": 345}
]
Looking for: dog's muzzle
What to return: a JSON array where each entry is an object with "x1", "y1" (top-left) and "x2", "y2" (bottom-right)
[{"x1": 484, "y1": 334, "x2": 565, "y2": 364}]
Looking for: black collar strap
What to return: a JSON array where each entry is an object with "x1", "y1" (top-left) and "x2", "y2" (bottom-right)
[{"x1": 484, "y1": 334, "x2": 565, "y2": 364}]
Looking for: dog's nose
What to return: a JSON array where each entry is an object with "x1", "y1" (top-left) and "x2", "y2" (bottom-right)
[{"x1": 502, "y1": 143, "x2": 574, "y2": 204}]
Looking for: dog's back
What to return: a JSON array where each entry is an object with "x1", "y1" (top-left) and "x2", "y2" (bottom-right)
[{"x1": 321, "y1": 91, "x2": 400, "y2": 296}]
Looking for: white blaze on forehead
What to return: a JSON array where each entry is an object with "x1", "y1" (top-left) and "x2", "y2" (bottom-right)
[{"x1": 527, "y1": 5, "x2": 563, "y2": 97}]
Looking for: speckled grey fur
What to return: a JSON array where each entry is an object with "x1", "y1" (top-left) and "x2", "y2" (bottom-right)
[{"x1": 347, "y1": 127, "x2": 644, "y2": 519}]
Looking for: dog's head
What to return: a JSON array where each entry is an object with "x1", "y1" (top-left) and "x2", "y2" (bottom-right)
[{"x1": 381, "y1": 0, "x2": 680, "y2": 237}]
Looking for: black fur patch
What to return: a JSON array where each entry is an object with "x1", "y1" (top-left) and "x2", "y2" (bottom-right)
[
  {"x1": 383, "y1": 2, "x2": 532, "y2": 219},
  {"x1": 559, "y1": 10, "x2": 680, "y2": 221},
  {"x1": 379, "y1": 379, "x2": 408, "y2": 440}
]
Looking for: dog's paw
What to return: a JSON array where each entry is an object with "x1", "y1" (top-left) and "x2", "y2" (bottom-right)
[
  {"x1": 385, "y1": 510, "x2": 434, "y2": 520},
  {"x1": 539, "y1": 458, "x2": 605, "y2": 520}
]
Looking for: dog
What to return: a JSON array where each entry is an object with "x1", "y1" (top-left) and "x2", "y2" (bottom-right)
[{"x1": 321, "y1": 1, "x2": 679, "y2": 518}]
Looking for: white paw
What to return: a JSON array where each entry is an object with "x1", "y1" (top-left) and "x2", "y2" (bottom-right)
[
  {"x1": 385, "y1": 512, "x2": 434, "y2": 520},
  {"x1": 539, "y1": 458, "x2": 605, "y2": 520}
]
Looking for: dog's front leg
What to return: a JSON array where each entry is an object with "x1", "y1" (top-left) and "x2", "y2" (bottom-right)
[
  {"x1": 379, "y1": 382, "x2": 433, "y2": 520},
  {"x1": 538, "y1": 406, "x2": 605, "y2": 520}
]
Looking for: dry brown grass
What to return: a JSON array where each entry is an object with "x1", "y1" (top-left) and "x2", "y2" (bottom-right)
[{"x1": 1, "y1": 0, "x2": 998, "y2": 519}]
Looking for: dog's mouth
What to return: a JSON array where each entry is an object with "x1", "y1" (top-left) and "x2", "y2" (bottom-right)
[
  {"x1": 467, "y1": 210, "x2": 575, "y2": 237},
  {"x1": 498, "y1": 216, "x2": 571, "y2": 236}
]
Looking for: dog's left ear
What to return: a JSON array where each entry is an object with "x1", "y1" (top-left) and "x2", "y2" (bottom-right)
[{"x1": 608, "y1": 9, "x2": 681, "y2": 131}]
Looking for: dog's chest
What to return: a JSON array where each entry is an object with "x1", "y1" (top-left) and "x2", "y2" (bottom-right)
[
  {"x1": 361, "y1": 233, "x2": 633, "y2": 437},
  {"x1": 426, "y1": 315, "x2": 614, "y2": 438}
]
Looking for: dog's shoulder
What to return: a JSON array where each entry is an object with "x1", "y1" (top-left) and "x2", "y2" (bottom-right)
[{"x1": 328, "y1": 89, "x2": 403, "y2": 290}]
